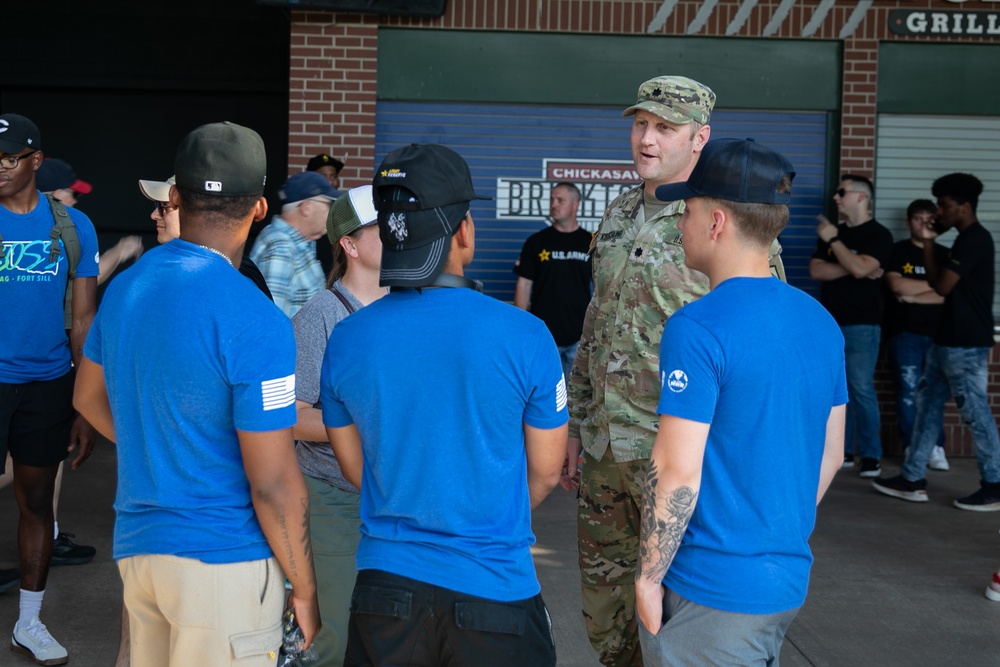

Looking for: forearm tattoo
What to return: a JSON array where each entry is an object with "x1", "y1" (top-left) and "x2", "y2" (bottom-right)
[
  {"x1": 300, "y1": 497, "x2": 313, "y2": 563},
  {"x1": 637, "y1": 460, "x2": 697, "y2": 584}
]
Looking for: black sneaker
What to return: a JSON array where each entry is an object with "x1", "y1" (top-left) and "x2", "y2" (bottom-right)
[
  {"x1": 842, "y1": 455, "x2": 855, "y2": 469},
  {"x1": 50, "y1": 532, "x2": 96, "y2": 566},
  {"x1": 0, "y1": 568, "x2": 19, "y2": 594},
  {"x1": 954, "y1": 485, "x2": 1000, "y2": 512},
  {"x1": 858, "y1": 458, "x2": 881, "y2": 478},
  {"x1": 872, "y1": 475, "x2": 928, "y2": 503}
]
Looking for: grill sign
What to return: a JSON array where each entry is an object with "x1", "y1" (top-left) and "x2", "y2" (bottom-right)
[{"x1": 889, "y1": 9, "x2": 1000, "y2": 35}]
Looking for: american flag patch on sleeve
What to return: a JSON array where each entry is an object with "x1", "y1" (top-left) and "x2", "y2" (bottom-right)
[
  {"x1": 261, "y1": 375, "x2": 295, "y2": 411},
  {"x1": 555, "y1": 376, "x2": 568, "y2": 412}
]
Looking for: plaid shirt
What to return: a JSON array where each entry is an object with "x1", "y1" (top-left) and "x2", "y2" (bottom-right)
[{"x1": 248, "y1": 216, "x2": 324, "y2": 317}]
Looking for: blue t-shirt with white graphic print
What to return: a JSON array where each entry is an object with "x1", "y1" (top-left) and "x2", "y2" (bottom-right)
[
  {"x1": 656, "y1": 277, "x2": 847, "y2": 614},
  {"x1": 85, "y1": 240, "x2": 297, "y2": 563},
  {"x1": 0, "y1": 193, "x2": 100, "y2": 383},
  {"x1": 320, "y1": 287, "x2": 567, "y2": 602}
]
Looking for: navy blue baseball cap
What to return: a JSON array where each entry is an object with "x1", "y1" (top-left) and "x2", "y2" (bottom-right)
[
  {"x1": 279, "y1": 171, "x2": 339, "y2": 204},
  {"x1": 655, "y1": 138, "x2": 795, "y2": 204},
  {"x1": 37, "y1": 158, "x2": 93, "y2": 194}
]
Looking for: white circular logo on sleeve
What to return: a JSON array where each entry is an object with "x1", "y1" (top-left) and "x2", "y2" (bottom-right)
[{"x1": 666, "y1": 370, "x2": 689, "y2": 393}]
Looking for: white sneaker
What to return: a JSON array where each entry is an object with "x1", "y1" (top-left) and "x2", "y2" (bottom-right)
[
  {"x1": 928, "y1": 446, "x2": 950, "y2": 471},
  {"x1": 11, "y1": 617, "x2": 68, "y2": 665}
]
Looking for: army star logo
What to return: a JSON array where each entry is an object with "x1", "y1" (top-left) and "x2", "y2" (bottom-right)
[
  {"x1": 538, "y1": 249, "x2": 551, "y2": 262},
  {"x1": 902, "y1": 262, "x2": 914, "y2": 274}
]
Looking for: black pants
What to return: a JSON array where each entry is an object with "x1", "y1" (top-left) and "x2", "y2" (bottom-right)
[{"x1": 345, "y1": 569, "x2": 556, "y2": 667}]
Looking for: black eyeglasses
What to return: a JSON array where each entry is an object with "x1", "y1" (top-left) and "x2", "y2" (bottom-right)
[
  {"x1": 154, "y1": 201, "x2": 177, "y2": 216},
  {"x1": 0, "y1": 150, "x2": 37, "y2": 170},
  {"x1": 835, "y1": 188, "x2": 855, "y2": 197}
]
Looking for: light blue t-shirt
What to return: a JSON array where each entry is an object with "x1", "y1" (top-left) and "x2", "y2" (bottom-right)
[
  {"x1": 656, "y1": 277, "x2": 847, "y2": 614},
  {"x1": 85, "y1": 240, "x2": 297, "y2": 564},
  {"x1": 0, "y1": 194, "x2": 100, "y2": 383},
  {"x1": 320, "y1": 287, "x2": 568, "y2": 602}
]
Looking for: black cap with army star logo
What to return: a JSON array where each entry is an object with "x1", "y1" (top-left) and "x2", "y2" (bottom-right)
[
  {"x1": 0, "y1": 113, "x2": 42, "y2": 155},
  {"x1": 373, "y1": 143, "x2": 490, "y2": 288}
]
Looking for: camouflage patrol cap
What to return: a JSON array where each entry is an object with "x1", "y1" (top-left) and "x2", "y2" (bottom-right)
[{"x1": 622, "y1": 76, "x2": 716, "y2": 125}]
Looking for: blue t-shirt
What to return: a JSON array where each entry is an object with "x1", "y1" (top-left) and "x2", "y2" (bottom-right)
[
  {"x1": 656, "y1": 277, "x2": 847, "y2": 614},
  {"x1": 320, "y1": 287, "x2": 568, "y2": 602},
  {"x1": 0, "y1": 194, "x2": 100, "y2": 383},
  {"x1": 84, "y1": 240, "x2": 297, "y2": 563}
]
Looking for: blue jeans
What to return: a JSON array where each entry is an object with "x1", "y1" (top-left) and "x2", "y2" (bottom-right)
[
  {"x1": 558, "y1": 341, "x2": 579, "y2": 380},
  {"x1": 842, "y1": 325, "x2": 883, "y2": 460},
  {"x1": 902, "y1": 345, "x2": 1000, "y2": 483},
  {"x1": 888, "y1": 332, "x2": 945, "y2": 450}
]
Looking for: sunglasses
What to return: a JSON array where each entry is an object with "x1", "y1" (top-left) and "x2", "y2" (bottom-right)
[
  {"x1": 835, "y1": 188, "x2": 856, "y2": 197},
  {"x1": 155, "y1": 201, "x2": 177, "y2": 216}
]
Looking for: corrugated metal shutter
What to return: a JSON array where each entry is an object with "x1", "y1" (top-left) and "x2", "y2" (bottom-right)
[
  {"x1": 375, "y1": 101, "x2": 828, "y2": 300},
  {"x1": 875, "y1": 115, "x2": 1000, "y2": 317}
]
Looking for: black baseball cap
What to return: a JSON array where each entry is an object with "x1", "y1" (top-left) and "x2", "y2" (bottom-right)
[
  {"x1": 655, "y1": 138, "x2": 795, "y2": 204},
  {"x1": 174, "y1": 122, "x2": 267, "y2": 197},
  {"x1": 36, "y1": 158, "x2": 93, "y2": 194},
  {"x1": 0, "y1": 113, "x2": 41, "y2": 154},
  {"x1": 307, "y1": 153, "x2": 344, "y2": 173},
  {"x1": 373, "y1": 143, "x2": 491, "y2": 288}
]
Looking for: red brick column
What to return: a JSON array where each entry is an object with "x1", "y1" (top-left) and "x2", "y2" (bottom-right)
[
  {"x1": 839, "y1": 37, "x2": 879, "y2": 176},
  {"x1": 289, "y1": 12, "x2": 379, "y2": 189}
]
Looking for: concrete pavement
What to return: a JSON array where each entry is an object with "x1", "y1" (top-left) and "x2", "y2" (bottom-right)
[{"x1": 3, "y1": 442, "x2": 1000, "y2": 666}]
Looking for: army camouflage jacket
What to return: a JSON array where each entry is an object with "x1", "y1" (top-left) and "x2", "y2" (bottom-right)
[{"x1": 567, "y1": 184, "x2": 783, "y2": 462}]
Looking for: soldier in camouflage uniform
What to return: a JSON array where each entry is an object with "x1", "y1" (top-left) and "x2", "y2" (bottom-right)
[
  {"x1": 565, "y1": 75, "x2": 716, "y2": 667},
  {"x1": 567, "y1": 78, "x2": 786, "y2": 667}
]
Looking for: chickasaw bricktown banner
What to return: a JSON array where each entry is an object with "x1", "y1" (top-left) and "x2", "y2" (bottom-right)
[{"x1": 495, "y1": 159, "x2": 640, "y2": 232}]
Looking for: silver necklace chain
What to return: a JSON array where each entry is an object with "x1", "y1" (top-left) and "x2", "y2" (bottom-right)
[{"x1": 196, "y1": 244, "x2": 233, "y2": 267}]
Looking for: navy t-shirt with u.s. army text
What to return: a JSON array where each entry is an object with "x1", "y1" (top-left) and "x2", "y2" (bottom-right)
[
  {"x1": 884, "y1": 239, "x2": 948, "y2": 338},
  {"x1": 514, "y1": 225, "x2": 593, "y2": 346}
]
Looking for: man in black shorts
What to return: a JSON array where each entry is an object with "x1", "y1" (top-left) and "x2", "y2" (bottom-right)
[{"x1": 0, "y1": 112, "x2": 98, "y2": 665}]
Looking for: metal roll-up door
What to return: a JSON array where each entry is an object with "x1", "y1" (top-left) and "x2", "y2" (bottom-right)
[
  {"x1": 875, "y1": 114, "x2": 1000, "y2": 318},
  {"x1": 376, "y1": 101, "x2": 828, "y2": 300}
]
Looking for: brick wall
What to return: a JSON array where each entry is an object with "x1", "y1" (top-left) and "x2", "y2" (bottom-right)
[
  {"x1": 287, "y1": 0, "x2": 1000, "y2": 458},
  {"x1": 289, "y1": 13, "x2": 379, "y2": 188}
]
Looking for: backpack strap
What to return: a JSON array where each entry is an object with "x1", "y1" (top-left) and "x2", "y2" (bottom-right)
[
  {"x1": 328, "y1": 285, "x2": 356, "y2": 314},
  {"x1": 46, "y1": 194, "x2": 80, "y2": 278}
]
